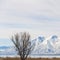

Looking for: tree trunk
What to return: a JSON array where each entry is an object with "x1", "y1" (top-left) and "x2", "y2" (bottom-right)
[{"x1": 21, "y1": 58, "x2": 26, "y2": 60}]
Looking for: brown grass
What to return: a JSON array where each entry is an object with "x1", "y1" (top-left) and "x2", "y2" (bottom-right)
[{"x1": 0, "y1": 57, "x2": 60, "y2": 60}]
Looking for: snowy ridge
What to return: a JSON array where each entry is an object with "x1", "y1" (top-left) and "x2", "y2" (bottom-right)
[
  {"x1": 0, "y1": 35, "x2": 60, "y2": 57},
  {"x1": 31, "y1": 35, "x2": 60, "y2": 55}
]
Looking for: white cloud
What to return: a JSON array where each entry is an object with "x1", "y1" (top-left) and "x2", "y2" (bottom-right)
[
  {"x1": 0, "y1": 0, "x2": 60, "y2": 40},
  {"x1": 5, "y1": 0, "x2": 60, "y2": 17}
]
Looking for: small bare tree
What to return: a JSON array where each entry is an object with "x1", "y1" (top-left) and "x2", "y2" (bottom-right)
[{"x1": 11, "y1": 32, "x2": 33, "y2": 60}]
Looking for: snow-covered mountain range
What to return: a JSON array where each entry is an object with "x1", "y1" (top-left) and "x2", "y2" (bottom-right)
[
  {"x1": 0, "y1": 35, "x2": 60, "y2": 57},
  {"x1": 31, "y1": 35, "x2": 60, "y2": 54}
]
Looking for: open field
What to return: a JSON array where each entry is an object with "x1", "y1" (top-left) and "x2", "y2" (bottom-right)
[{"x1": 0, "y1": 57, "x2": 60, "y2": 60}]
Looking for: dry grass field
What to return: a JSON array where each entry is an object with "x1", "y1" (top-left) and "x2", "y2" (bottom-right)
[{"x1": 0, "y1": 57, "x2": 60, "y2": 60}]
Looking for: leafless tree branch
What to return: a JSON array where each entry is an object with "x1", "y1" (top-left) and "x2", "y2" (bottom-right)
[{"x1": 11, "y1": 32, "x2": 34, "y2": 60}]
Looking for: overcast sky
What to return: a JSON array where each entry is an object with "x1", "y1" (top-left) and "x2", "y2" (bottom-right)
[{"x1": 0, "y1": 0, "x2": 60, "y2": 46}]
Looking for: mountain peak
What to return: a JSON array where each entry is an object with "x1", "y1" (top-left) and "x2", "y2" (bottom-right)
[
  {"x1": 50, "y1": 35, "x2": 58, "y2": 42},
  {"x1": 51, "y1": 35, "x2": 58, "y2": 39},
  {"x1": 38, "y1": 36, "x2": 45, "y2": 43}
]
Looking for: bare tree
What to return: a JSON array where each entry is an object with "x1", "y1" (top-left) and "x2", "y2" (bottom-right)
[{"x1": 11, "y1": 32, "x2": 33, "y2": 60}]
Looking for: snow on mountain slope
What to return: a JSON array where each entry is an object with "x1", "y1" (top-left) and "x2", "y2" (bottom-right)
[
  {"x1": 32, "y1": 35, "x2": 60, "y2": 54},
  {"x1": 0, "y1": 46, "x2": 17, "y2": 55},
  {"x1": 32, "y1": 36, "x2": 47, "y2": 54},
  {"x1": 0, "y1": 35, "x2": 60, "y2": 56}
]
